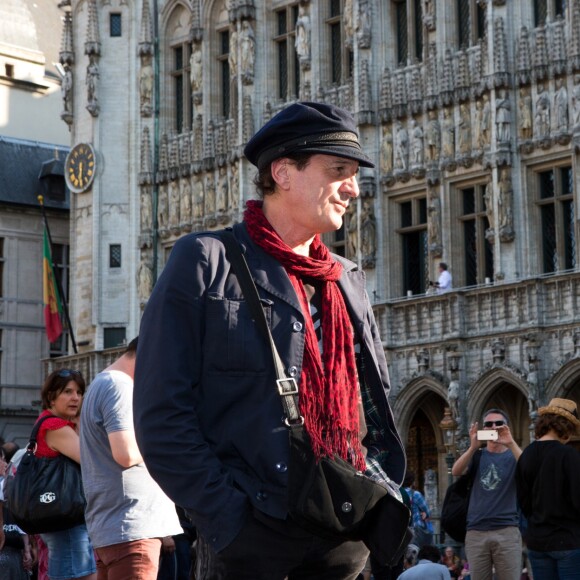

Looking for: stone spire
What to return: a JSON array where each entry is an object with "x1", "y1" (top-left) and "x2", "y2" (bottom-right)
[
  {"x1": 440, "y1": 48, "x2": 454, "y2": 106},
  {"x1": 138, "y1": 0, "x2": 154, "y2": 56},
  {"x1": 425, "y1": 43, "x2": 438, "y2": 109},
  {"x1": 409, "y1": 65, "x2": 423, "y2": 114},
  {"x1": 393, "y1": 69, "x2": 408, "y2": 118},
  {"x1": 204, "y1": 119, "x2": 216, "y2": 162},
  {"x1": 516, "y1": 26, "x2": 531, "y2": 86},
  {"x1": 533, "y1": 26, "x2": 549, "y2": 82},
  {"x1": 243, "y1": 94, "x2": 254, "y2": 142},
  {"x1": 379, "y1": 67, "x2": 393, "y2": 122},
  {"x1": 180, "y1": 133, "x2": 191, "y2": 176},
  {"x1": 157, "y1": 133, "x2": 169, "y2": 182},
  {"x1": 84, "y1": 0, "x2": 100, "y2": 56},
  {"x1": 169, "y1": 134, "x2": 179, "y2": 180},
  {"x1": 550, "y1": 17, "x2": 566, "y2": 77},
  {"x1": 570, "y1": 0, "x2": 580, "y2": 72},
  {"x1": 359, "y1": 58, "x2": 372, "y2": 113},
  {"x1": 190, "y1": 0, "x2": 203, "y2": 42},
  {"x1": 493, "y1": 17, "x2": 508, "y2": 87},
  {"x1": 139, "y1": 126, "x2": 153, "y2": 185},
  {"x1": 59, "y1": 10, "x2": 74, "y2": 65},
  {"x1": 456, "y1": 50, "x2": 470, "y2": 102},
  {"x1": 193, "y1": 115, "x2": 203, "y2": 162}
]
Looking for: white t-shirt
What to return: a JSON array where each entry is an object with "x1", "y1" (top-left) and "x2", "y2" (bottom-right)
[{"x1": 437, "y1": 270, "x2": 452, "y2": 293}]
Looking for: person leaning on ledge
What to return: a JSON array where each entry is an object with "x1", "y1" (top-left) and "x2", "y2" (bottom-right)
[{"x1": 133, "y1": 102, "x2": 406, "y2": 580}]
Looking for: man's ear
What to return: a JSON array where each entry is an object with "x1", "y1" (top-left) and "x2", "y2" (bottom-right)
[{"x1": 270, "y1": 158, "x2": 291, "y2": 190}]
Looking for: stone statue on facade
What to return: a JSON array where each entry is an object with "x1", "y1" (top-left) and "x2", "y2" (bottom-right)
[
  {"x1": 474, "y1": 99, "x2": 484, "y2": 150},
  {"x1": 458, "y1": 103, "x2": 471, "y2": 155},
  {"x1": 295, "y1": 4, "x2": 311, "y2": 63},
  {"x1": 554, "y1": 78, "x2": 569, "y2": 132},
  {"x1": 169, "y1": 181, "x2": 180, "y2": 228},
  {"x1": 343, "y1": 0, "x2": 354, "y2": 46},
  {"x1": 230, "y1": 162, "x2": 239, "y2": 210},
  {"x1": 158, "y1": 183, "x2": 169, "y2": 231},
  {"x1": 481, "y1": 93, "x2": 492, "y2": 147},
  {"x1": 447, "y1": 379, "x2": 460, "y2": 419},
  {"x1": 495, "y1": 90, "x2": 511, "y2": 143},
  {"x1": 180, "y1": 179, "x2": 192, "y2": 227},
  {"x1": 425, "y1": 110, "x2": 440, "y2": 164},
  {"x1": 361, "y1": 201, "x2": 376, "y2": 269},
  {"x1": 442, "y1": 108, "x2": 455, "y2": 159},
  {"x1": 394, "y1": 121, "x2": 409, "y2": 171},
  {"x1": 498, "y1": 168, "x2": 514, "y2": 240},
  {"x1": 518, "y1": 87, "x2": 533, "y2": 141},
  {"x1": 61, "y1": 64, "x2": 73, "y2": 115},
  {"x1": 573, "y1": 75, "x2": 580, "y2": 131},
  {"x1": 140, "y1": 188, "x2": 152, "y2": 232},
  {"x1": 410, "y1": 119, "x2": 424, "y2": 166},
  {"x1": 484, "y1": 180, "x2": 495, "y2": 233},
  {"x1": 205, "y1": 173, "x2": 216, "y2": 215},
  {"x1": 217, "y1": 166, "x2": 228, "y2": 214},
  {"x1": 229, "y1": 28, "x2": 238, "y2": 77},
  {"x1": 527, "y1": 361, "x2": 540, "y2": 414},
  {"x1": 346, "y1": 204, "x2": 357, "y2": 260},
  {"x1": 140, "y1": 55, "x2": 154, "y2": 116},
  {"x1": 428, "y1": 194, "x2": 441, "y2": 248},
  {"x1": 192, "y1": 174, "x2": 204, "y2": 219},
  {"x1": 86, "y1": 55, "x2": 99, "y2": 115},
  {"x1": 380, "y1": 127, "x2": 394, "y2": 174},
  {"x1": 138, "y1": 256, "x2": 154, "y2": 304},
  {"x1": 190, "y1": 43, "x2": 202, "y2": 93},
  {"x1": 240, "y1": 20, "x2": 255, "y2": 84},
  {"x1": 535, "y1": 85, "x2": 551, "y2": 139},
  {"x1": 356, "y1": 0, "x2": 371, "y2": 48}
]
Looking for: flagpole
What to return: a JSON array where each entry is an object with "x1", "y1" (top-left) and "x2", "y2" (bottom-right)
[{"x1": 38, "y1": 195, "x2": 78, "y2": 354}]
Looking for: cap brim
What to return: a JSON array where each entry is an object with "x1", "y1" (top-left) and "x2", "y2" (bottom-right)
[{"x1": 283, "y1": 145, "x2": 376, "y2": 169}]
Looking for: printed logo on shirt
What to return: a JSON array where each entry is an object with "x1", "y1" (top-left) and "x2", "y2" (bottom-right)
[{"x1": 480, "y1": 463, "x2": 501, "y2": 491}]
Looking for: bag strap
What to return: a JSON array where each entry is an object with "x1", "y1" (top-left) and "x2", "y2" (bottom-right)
[
  {"x1": 27, "y1": 414, "x2": 57, "y2": 453},
  {"x1": 219, "y1": 229, "x2": 304, "y2": 428},
  {"x1": 466, "y1": 448, "x2": 482, "y2": 490}
]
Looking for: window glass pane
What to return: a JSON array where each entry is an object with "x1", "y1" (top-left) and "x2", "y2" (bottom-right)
[
  {"x1": 462, "y1": 188, "x2": 475, "y2": 215},
  {"x1": 110, "y1": 13, "x2": 122, "y2": 37},
  {"x1": 541, "y1": 204, "x2": 557, "y2": 273},
  {"x1": 534, "y1": 0, "x2": 548, "y2": 27},
  {"x1": 563, "y1": 199, "x2": 576, "y2": 269},
  {"x1": 476, "y1": 3, "x2": 485, "y2": 40},
  {"x1": 331, "y1": 23, "x2": 342, "y2": 83},
  {"x1": 104, "y1": 328, "x2": 126, "y2": 349},
  {"x1": 109, "y1": 244, "x2": 122, "y2": 268},
  {"x1": 561, "y1": 167, "x2": 573, "y2": 195},
  {"x1": 174, "y1": 46, "x2": 183, "y2": 71},
  {"x1": 221, "y1": 31, "x2": 229, "y2": 54},
  {"x1": 457, "y1": 0, "x2": 470, "y2": 48},
  {"x1": 279, "y1": 39, "x2": 288, "y2": 99},
  {"x1": 464, "y1": 219, "x2": 477, "y2": 286},
  {"x1": 414, "y1": 0, "x2": 423, "y2": 62},
  {"x1": 330, "y1": 0, "x2": 341, "y2": 17},
  {"x1": 401, "y1": 201, "x2": 413, "y2": 227},
  {"x1": 221, "y1": 61, "x2": 230, "y2": 118},
  {"x1": 278, "y1": 11, "x2": 287, "y2": 35},
  {"x1": 396, "y1": 2, "x2": 408, "y2": 65},
  {"x1": 484, "y1": 225, "x2": 494, "y2": 281},
  {"x1": 418, "y1": 198, "x2": 427, "y2": 224},
  {"x1": 403, "y1": 230, "x2": 426, "y2": 295},
  {"x1": 554, "y1": 0, "x2": 565, "y2": 18},
  {"x1": 539, "y1": 170, "x2": 555, "y2": 199},
  {"x1": 175, "y1": 74, "x2": 183, "y2": 131}
]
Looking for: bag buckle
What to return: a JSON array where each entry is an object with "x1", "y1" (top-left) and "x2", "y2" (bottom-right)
[{"x1": 277, "y1": 378, "x2": 298, "y2": 396}]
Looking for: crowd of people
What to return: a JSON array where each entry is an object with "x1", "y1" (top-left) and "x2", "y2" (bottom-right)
[{"x1": 0, "y1": 101, "x2": 579, "y2": 580}]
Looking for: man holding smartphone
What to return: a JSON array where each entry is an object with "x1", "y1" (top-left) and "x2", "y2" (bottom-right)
[{"x1": 451, "y1": 409, "x2": 523, "y2": 580}]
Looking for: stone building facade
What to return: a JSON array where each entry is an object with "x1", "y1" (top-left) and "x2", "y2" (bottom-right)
[{"x1": 59, "y1": 0, "x2": 580, "y2": 509}]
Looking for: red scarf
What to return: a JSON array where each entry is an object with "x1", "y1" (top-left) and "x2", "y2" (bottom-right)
[{"x1": 244, "y1": 200, "x2": 365, "y2": 471}]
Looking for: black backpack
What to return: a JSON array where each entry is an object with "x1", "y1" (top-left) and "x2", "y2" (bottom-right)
[{"x1": 440, "y1": 450, "x2": 482, "y2": 543}]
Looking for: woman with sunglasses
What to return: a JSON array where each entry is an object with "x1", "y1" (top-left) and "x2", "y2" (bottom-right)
[
  {"x1": 34, "y1": 369, "x2": 96, "y2": 580},
  {"x1": 516, "y1": 398, "x2": 580, "y2": 579}
]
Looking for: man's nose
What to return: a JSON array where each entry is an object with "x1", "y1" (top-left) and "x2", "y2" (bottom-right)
[{"x1": 340, "y1": 175, "x2": 359, "y2": 198}]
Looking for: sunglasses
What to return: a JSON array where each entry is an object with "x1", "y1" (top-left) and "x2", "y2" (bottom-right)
[
  {"x1": 483, "y1": 420, "x2": 505, "y2": 428},
  {"x1": 57, "y1": 369, "x2": 82, "y2": 379}
]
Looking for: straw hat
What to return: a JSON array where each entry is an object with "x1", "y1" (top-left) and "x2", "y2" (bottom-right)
[{"x1": 538, "y1": 398, "x2": 580, "y2": 429}]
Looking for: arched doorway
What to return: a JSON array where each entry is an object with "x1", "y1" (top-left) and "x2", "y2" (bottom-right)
[{"x1": 407, "y1": 408, "x2": 438, "y2": 492}]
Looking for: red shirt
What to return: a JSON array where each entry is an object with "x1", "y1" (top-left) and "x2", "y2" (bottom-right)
[{"x1": 34, "y1": 410, "x2": 76, "y2": 458}]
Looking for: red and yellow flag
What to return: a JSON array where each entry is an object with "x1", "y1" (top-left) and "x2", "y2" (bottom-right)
[{"x1": 42, "y1": 228, "x2": 63, "y2": 343}]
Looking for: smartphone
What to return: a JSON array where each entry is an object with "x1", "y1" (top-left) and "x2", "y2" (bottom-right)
[{"x1": 477, "y1": 429, "x2": 498, "y2": 441}]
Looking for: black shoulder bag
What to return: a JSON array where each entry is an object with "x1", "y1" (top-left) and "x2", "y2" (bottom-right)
[
  {"x1": 4, "y1": 414, "x2": 86, "y2": 534},
  {"x1": 440, "y1": 448, "x2": 482, "y2": 543},
  {"x1": 221, "y1": 230, "x2": 412, "y2": 567}
]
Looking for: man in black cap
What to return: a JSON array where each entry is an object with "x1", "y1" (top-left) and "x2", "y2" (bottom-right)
[{"x1": 134, "y1": 102, "x2": 406, "y2": 579}]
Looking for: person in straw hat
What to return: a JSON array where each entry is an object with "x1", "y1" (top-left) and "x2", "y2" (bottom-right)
[{"x1": 516, "y1": 398, "x2": 580, "y2": 579}]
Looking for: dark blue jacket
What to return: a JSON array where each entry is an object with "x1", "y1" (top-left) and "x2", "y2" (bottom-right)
[{"x1": 133, "y1": 222, "x2": 405, "y2": 552}]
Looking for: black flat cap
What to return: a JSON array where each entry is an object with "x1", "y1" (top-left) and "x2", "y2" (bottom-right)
[{"x1": 244, "y1": 102, "x2": 375, "y2": 170}]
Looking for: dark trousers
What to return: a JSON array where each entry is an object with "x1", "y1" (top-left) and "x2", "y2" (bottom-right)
[{"x1": 195, "y1": 509, "x2": 369, "y2": 580}]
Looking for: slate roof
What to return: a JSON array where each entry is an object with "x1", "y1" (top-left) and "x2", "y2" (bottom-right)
[{"x1": 0, "y1": 136, "x2": 70, "y2": 210}]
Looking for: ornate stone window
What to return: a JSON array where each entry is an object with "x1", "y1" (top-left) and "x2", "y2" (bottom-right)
[
  {"x1": 537, "y1": 165, "x2": 575, "y2": 273},
  {"x1": 393, "y1": 0, "x2": 424, "y2": 66},
  {"x1": 458, "y1": 184, "x2": 493, "y2": 286},
  {"x1": 274, "y1": 4, "x2": 300, "y2": 101},
  {"x1": 397, "y1": 195, "x2": 428, "y2": 295},
  {"x1": 326, "y1": 0, "x2": 353, "y2": 84},
  {"x1": 533, "y1": 0, "x2": 565, "y2": 28},
  {"x1": 165, "y1": 5, "x2": 192, "y2": 132},
  {"x1": 217, "y1": 28, "x2": 230, "y2": 118},
  {"x1": 457, "y1": 0, "x2": 485, "y2": 49}
]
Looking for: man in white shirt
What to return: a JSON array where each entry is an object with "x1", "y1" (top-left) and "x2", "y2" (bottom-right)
[{"x1": 433, "y1": 262, "x2": 452, "y2": 294}]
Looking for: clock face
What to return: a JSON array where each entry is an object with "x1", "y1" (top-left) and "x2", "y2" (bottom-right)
[{"x1": 65, "y1": 143, "x2": 96, "y2": 193}]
